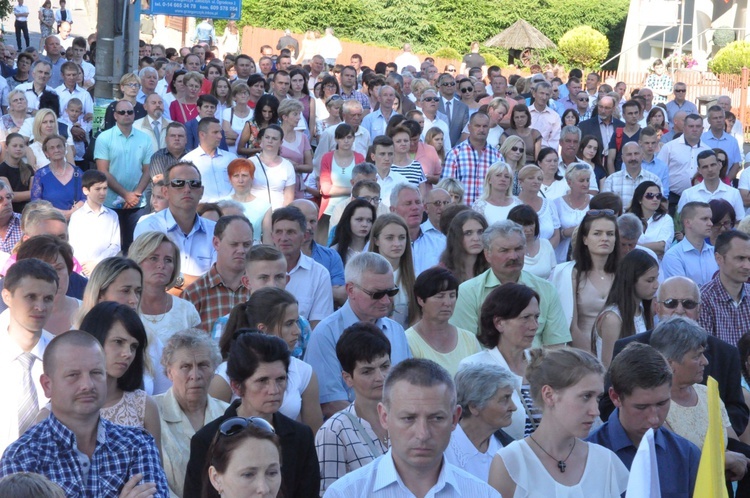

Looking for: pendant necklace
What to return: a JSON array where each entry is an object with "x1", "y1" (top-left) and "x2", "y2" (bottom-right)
[{"x1": 529, "y1": 435, "x2": 576, "y2": 473}]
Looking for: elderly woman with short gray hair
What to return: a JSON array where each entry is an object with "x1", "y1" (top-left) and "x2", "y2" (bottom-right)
[
  {"x1": 445, "y1": 362, "x2": 517, "y2": 481},
  {"x1": 154, "y1": 329, "x2": 228, "y2": 498}
]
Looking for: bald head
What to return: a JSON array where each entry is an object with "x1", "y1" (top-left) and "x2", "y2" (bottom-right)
[
  {"x1": 290, "y1": 198, "x2": 318, "y2": 218},
  {"x1": 655, "y1": 276, "x2": 701, "y2": 320},
  {"x1": 43, "y1": 329, "x2": 104, "y2": 376}
]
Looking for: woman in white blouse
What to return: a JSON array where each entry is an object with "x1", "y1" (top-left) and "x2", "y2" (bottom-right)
[
  {"x1": 249, "y1": 124, "x2": 296, "y2": 209},
  {"x1": 628, "y1": 181, "x2": 674, "y2": 258},
  {"x1": 552, "y1": 163, "x2": 593, "y2": 263},
  {"x1": 507, "y1": 205, "x2": 557, "y2": 280},
  {"x1": 471, "y1": 161, "x2": 521, "y2": 225},
  {"x1": 445, "y1": 363, "x2": 517, "y2": 482},
  {"x1": 517, "y1": 165, "x2": 560, "y2": 248}
]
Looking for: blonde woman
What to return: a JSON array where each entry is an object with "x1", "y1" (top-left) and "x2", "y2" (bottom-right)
[
  {"x1": 517, "y1": 164, "x2": 561, "y2": 247},
  {"x1": 471, "y1": 161, "x2": 521, "y2": 225},
  {"x1": 410, "y1": 78, "x2": 431, "y2": 103},
  {"x1": 103, "y1": 72, "x2": 147, "y2": 130},
  {"x1": 26, "y1": 109, "x2": 75, "y2": 169},
  {"x1": 500, "y1": 135, "x2": 528, "y2": 195}
]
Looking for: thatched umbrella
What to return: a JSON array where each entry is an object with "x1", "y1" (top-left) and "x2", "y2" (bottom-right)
[{"x1": 484, "y1": 19, "x2": 555, "y2": 66}]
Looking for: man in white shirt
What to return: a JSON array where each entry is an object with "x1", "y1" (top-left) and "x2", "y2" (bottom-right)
[
  {"x1": 181, "y1": 117, "x2": 235, "y2": 202},
  {"x1": 391, "y1": 183, "x2": 446, "y2": 275},
  {"x1": 16, "y1": 60, "x2": 55, "y2": 113},
  {"x1": 529, "y1": 81, "x2": 561, "y2": 150},
  {"x1": 324, "y1": 358, "x2": 501, "y2": 498},
  {"x1": 54, "y1": 61, "x2": 93, "y2": 119},
  {"x1": 371, "y1": 136, "x2": 409, "y2": 208},
  {"x1": 394, "y1": 44, "x2": 421, "y2": 73},
  {"x1": 419, "y1": 88, "x2": 451, "y2": 150},
  {"x1": 677, "y1": 149, "x2": 745, "y2": 221},
  {"x1": 0, "y1": 258, "x2": 58, "y2": 455},
  {"x1": 272, "y1": 206, "x2": 333, "y2": 329}
]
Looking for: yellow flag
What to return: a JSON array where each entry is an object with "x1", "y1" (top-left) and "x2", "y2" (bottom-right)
[{"x1": 693, "y1": 376, "x2": 729, "y2": 498}]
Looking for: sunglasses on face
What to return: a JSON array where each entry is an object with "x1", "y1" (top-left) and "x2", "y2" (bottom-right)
[
  {"x1": 659, "y1": 298, "x2": 700, "y2": 310},
  {"x1": 442, "y1": 82, "x2": 456, "y2": 87},
  {"x1": 460, "y1": 87, "x2": 473, "y2": 93},
  {"x1": 169, "y1": 179, "x2": 203, "y2": 189},
  {"x1": 447, "y1": 68, "x2": 456, "y2": 73},
  {"x1": 219, "y1": 416, "x2": 276, "y2": 437},
  {"x1": 115, "y1": 109, "x2": 135, "y2": 115},
  {"x1": 354, "y1": 283, "x2": 399, "y2": 300},
  {"x1": 674, "y1": 89, "x2": 686, "y2": 93},
  {"x1": 644, "y1": 192, "x2": 662, "y2": 200},
  {"x1": 577, "y1": 98, "x2": 589, "y2": 102},
  {"x1": 422, "y1": 97, "x2": 440, "y2": 103},
  {"x1": 510, "y1": 146, "x2": 524, "y2": 153}
]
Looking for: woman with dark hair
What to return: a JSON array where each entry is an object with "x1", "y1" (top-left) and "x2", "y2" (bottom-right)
[
  {"x1": 237, "y1": 94, "x2": 280, "y2": 158},
  {"x1": 561, "y1": 108, "x2": 579, "y2": 127},
  {"x1": 210, "y1": 76, "x2": 232, "y2": 120},
  {"x1": 439, "y1": 210, "x2": 489, "y2": 284},
  {"x1": 210, "y1": 288, "x2": 323, "y2": 432},
  {"x1": 461, "y1": 282, "x2": 543, "y2": 440},
  {"x1": 646, "y1": 106, "x2": 669, "y2": 137},
  {"x1": 501, "y1": 103, "x2": 541, "y2": 164},
  {"x1": 163, "y1": 69, "x2": 186, "y2": 118},
  {"x1": 405, "y1": 267, "x2": 481, "y2": 375},
  {"x1": 204, "y1": 418, "x2": 282, "y2": 498},
  {"x1": 577, "y1": 134, "x2": 605, "y2": 188},
  {"x1": 508, "y1": 204, "x2": 556, "y2": 279},
  {"x1": 593, "y1": 249, "x2": 658, "y2": 366},
  {"x1": 315, "y1": 75, "x2": 340, "y2": 121},
  {"x1": 248, "y1": 124, "x2": 296, "y2": 209},
  {"x1": 289, "y1": 67, "x2": 316, "y2": 136},
  {"x1": 708, "y1": 198, "x2": 736, "y2": 246},
  {"x1": 319, "y1": 123, "x2": 365, "y2": 218},
  {"x1": 331, "y1": 198, "x2": 376, "y2": 265},
  {"x1": 184, "y1": 333, "x2": 320, "y2": 498},
  {"x1": 246, "y1": 73, "x2": 266, "y2": 109},
  {"x1": 78, "y1": 302, "x2": 161, "y2": 447},
  {"x1": 713, "y1": 147, "x2": 731, "y2": 184},
  {"x1": 538, "y1": 147, "x2": 566, "y2": 200},
  {"x1": 170, "y1": 71, "x2": 203, "y2": 123},
  {"x1": 628, "y1": 180, "x2": 673, "y2": 257},
  {"x1": 551, "y1": 210, "x2": 619, "y2": 352}
]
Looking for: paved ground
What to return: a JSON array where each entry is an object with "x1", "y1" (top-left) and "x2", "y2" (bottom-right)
[{"x1": 2, "y1": 0, "x2": 97, "y2": 52}]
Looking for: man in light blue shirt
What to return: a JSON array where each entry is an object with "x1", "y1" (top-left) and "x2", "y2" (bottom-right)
[
  {"x1": 361, "y1": 85, "x2": 399, "y2": 140},
  {"x1": 661, "y1": 201, "x2": 717, "y2": 286},
  {"x1": 701, "y1": 105, "x2": 742, "y2": 181},
  {"x1": 638, "y1": 126, "x2": 670, "y2": 198},
  {"x1": 304, "y1": 252, "x2": 412, "y2": 418},
  {"x1": 181, "y1": 117, "x2": 235, "y2": 202},
  {"x1": 665, "y1": 82, "x2": 698, "y2": 122},
  {"x1": 134, "y1": 161, "x2": 216, "y2": 281},
  {"x1": 390, "y1": 183, "x2": 445, "y2": 275},
  {"x1": 323, "y1": 359, "x2": 501, "y2": 498}
]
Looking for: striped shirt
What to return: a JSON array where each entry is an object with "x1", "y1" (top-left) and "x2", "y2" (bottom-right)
[{"x1": 391, "y1": 160, "x2": 426, "y2": 186}]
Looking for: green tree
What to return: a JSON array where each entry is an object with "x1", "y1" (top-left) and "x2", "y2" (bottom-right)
[
  {"x1": 558, "y1": 26, "x2": 609, "y2": 69},
  {"x1": 709, "y1": 41, "x2": 750, "y2": 75}
]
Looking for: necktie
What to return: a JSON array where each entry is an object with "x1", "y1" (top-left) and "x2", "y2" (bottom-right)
[
  {"x1": 17, "y1": 352, "x2": 38, "y2": 434},
  {"x1": 61, "y1": 10, "x2": 66, "y2": 21},
  {"x1": 152, "y1": 120, "x2": 161, "y2": 144},
  {"x1": 445, "y1": 101, "x2": 452, "y2": 126}
]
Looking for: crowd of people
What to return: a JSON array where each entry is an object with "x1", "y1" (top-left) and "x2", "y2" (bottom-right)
[{"x1": 0, "y1": 14, "x2": 750, "y2": 498}]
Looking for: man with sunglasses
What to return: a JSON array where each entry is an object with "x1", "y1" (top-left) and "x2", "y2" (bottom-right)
[
  {"x1": 666, "y1": 82, "x2": 697, "y2": 123},
  {"x1": 437, "y1": 73, "x2": 469, "y2": 147},
  {"x1": 601, "y1": 275, "x2": 749, "y2": 437},
  {"x1": 304, "y1": 252, "x2": 412, "y2": 418},
  {"x1": 419, "y1": 89, "x2": 451, "y2": 150}
]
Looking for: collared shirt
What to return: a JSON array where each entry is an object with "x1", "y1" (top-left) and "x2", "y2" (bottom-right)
[
  {"x1": 699, "y1": 275, "x2": 750, "y2": 346},
  {"x1": 93, "y1": 125, "x2": 153, "y2": 208},
  {"x1": 661, "y1": 238, "x2": 718, "y2": 286},
  {"x1": 286, "y1": 252, "x2": 334, "y2": 322},
  {"x1": 441, "y1": 141, "x2": 502, "y2": 206},
  {"x1": 0, "y1": 213, "x2": 22, "y2": 254},
  {"x1": 529, "y1": 105, "x2": 561, "y2": 150},
  {"x1": 149, "y1": 147, "x2": 186, "y2": 181},
  {"x1": 323, "y1": 449, "x2": 501, "y2": 498},
  {"x1": 39, "y1": 56, "x2": 65, "y2": 88},
  {"x1": 154, "y1": 388, "x2": 229, "y2": 497},
  {"x1": 641, "y1": 157, "x2": 671, "y2": 198},
  {"x1": 450, "y1": 269, "x2": 571, "y2": 347},
  {"x1": 666, "y1": 99, "x2": 698, "y2": 122},
  {"x1": 701, "y1": 130, "x2": 743, "y2": 167},
  {"x1": 362, "y1": 109, "x2": 400, "y2": 141},
  {"x1": 444, "y1": 423, "x2": 502, "y2": 482},
  {"x1": 656, "y1": 135, "x2": 711, "y2": 195},
  {"x1": 16, "y1": 82, "x2": 55, "y2": 112},
  {"x1": 586, "y1": 408, "x2": 700, "y2": 498},
  {"x1": 677, "y1": 181, "x2": 745, "y2": 221},
  {"x1": 316, "y1": 403, "x2": 390, "y2": 494},
  {"x1": 414, "y1": 220, "x2": 446, "y2": 275},
  {"x1": 134, "y1": 208, "x2": 216, "y2": 276},
  {"x1": 311, "y1": 240, "x2": 345, "y2": 286},
  {"x1": 340, "y1": 88, "x2": 371, "y2": 110},
  {"x1": 598, "y1": 117, "x2": 615, "y2": 157},
  {"x1": 377, "y1": 169, "x2": 410, "y2": 208},
  {"x1": 182, "y1": 263, "x2": 251, "y2": 333},
  {"x1": 0, "y1": 413, "x2": 169, "y2": 497},
  {"x1": 68, "y1": 202, "x2": 121, "y2": 264},
  {"x1": 556, "y1": 96, "x2": 577, "y2": 114},
  {"x1": 181, "y1": 145, "x2": 235, "y2": 202},
  {"x1": 305, "y1": 301, "x2": 412, "y2": 404},
  {"x1": 602, "y1": 167, "x2": 662, "y2": 209},
  {"x1": 421, "y1": 116, "x2": 452, "y2": 150},
  {"x1": 314, "y1": 123, "x2": 371, "y2": 170},
  {"x1": 0, "y1": 309, "x2": 52, "y2": 456},
  {"x1": 54, "y1": 83, "x2": 94, "y2": 115}
]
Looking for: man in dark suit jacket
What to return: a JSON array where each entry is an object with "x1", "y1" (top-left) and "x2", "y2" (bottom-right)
[
  {"x1": 577, "y1": 95, "x2": 624, "y2": 167},
  {"x1": 185, "y1": 94, "x2": 229, "y2": 152},
  {"x1": 436, "y1": 73, "x2": 469, "y2": 147},
  {"x1": 599, "y1": 276, "x2": 749, "y2": 436}
]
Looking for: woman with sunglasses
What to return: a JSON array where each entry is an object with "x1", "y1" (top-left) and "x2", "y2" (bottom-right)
[
  {"x1": 500, "y1": 104, "x2": 541, "y2": 165},
  {"x1": 552, "y1": 163, "x2": 593, "y2": 263},
  {"x1": 204, "y1": 415, "x2": 282, "y2": 498},
  {"x1": 628, "y1": 181, "x2": 674, "y2": 257},
  {"x1": 184, "y1": 332, "x2": 320, "y2": 498},
  {"x1": 593, "y1": 249, "x2": 658, "y2": 366},
  {"x1": 500, "y1": 136, "x2": 529, "y2": 195},
  {"x1": 471, "y1": 161, "x2": 520, "y2": 225},
  {"x1": 457, "y1": 77, "x2": 481, "y2": 115},
  {"x1": 369, "y1": 214, "x2": 418, "y2": 327}
]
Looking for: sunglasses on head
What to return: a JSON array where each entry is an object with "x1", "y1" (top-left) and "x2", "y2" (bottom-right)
[
  {"x1": 169, "y1": 179, "x2": 203, "y2": 189},
  {"x1": 219, "y1": 416, "x2": 276, "y2": 437},
  {"x1": 586, "y1": 209, "x2": 615, "y2": 218},
  {"x1": 644, "y1": 192, "x2": 662, "y2": 200},
  {"x1": 659, "y1": 298, "x2": 700, "y2": 310},
  {"x1": 354, "y1": 283, "x2": 399, "y2": 300},
  {"x1": 115, "y1": 109, "x2": 135, "y2": 115}
]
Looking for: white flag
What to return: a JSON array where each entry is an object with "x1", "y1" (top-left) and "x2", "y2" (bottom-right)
[{"x1": 626, "y1": 427, "x2": 661, "y2": 497}]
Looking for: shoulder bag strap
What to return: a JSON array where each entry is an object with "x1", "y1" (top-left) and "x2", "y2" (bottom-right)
[
  {"x1": 342, "y1": 410, "x2": 383, "y2": 458},
  {"x1": 255, "y1": 156, "x2": 272, "y2": 205}
]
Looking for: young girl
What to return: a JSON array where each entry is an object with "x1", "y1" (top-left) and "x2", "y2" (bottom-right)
[
  {"x1": 289, "y1": 68, "x2": 316, "y2": 139},
  {"x1": 424, "y1": 127, "x2": 445, "y2": 166},
  {"x1": 237, "y1": 94, "x2": 279, "y2": 158},
  {"x1": 211, "y1": 287, "x2": 323, "y2": 432},
  {"x1": 439, "y1": 210, "x2": 489, "y2": 283},
  {"x1": 369, "y1": 214, "x2": 419, "y2": 327},
  {"x1": 331, "y1": 198, "x2": 376, "y2": 265},
  {"x1": 210, "y1": 76, "x2": 233, "y2": 121},
  {"x1": 577, "y1": 135, "x2": 604, "y2": 189}
]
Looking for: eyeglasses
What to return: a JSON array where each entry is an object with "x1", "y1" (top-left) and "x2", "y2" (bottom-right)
[
  {"x1": 659, "y1": 298, "x2": 700, "y2": 310},
  {"x1": 459, "y1": 87, "x2": 473, "y2": 93},
  {"x1": 427, "y1": 200, "x2": 452, "y2": 207},
  {"x1": 447, "y1": 68, "x2": 456, "y2": 73},
  {"x1": 586, "y1": 209, "x2": 615, "y2": 217},
  {"x1": 643, "y1": 192, "x2": 662, "y2": 200},
  {"x1": 123, "y1": 83, "x2": 141, "y2": 88},
  {"x1": 219, "y1": 416, "x2": 276, "y2": 437},
  {"x1": 357, "y1": 195, "x2": 381, "y2": 205},
  {"x1": 169, "y1": 179, "x2": 203, "y2": 189},
  {"x1": 354, "y1": 283, "x2": 399, "y2": 300},
  {"x1": 510, "y1": 146, "x2": 524, "y2": 153},
  {"x1": 674, "y1": 89, "x2": 686, "y2": 93},
  {"x1": 115, "y1": 110, "x2": 135, "y2": 115},
  {"x1": 422, "y1": 97, "x2": 440, "y2": 102},
  {"x1": 441, "y1": 82, "x2": 456, "y2": 87},
  {"x1": 716, "y1": 220, "x2": 734, "y2": 230},
  {"x1": 505, "y1": 91, "x2": 514, "y2": 95}
]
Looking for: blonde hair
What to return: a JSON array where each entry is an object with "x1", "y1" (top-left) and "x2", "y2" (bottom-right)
[
  {"x1": 517, "y1": 164, "x2": 543, "y2": 182},
  {"x1": 128, "y1": 231, "x2": 181, "y2": 289},
  {"x1": 278, "y1": 98, "x2": 303, "y2": 118},
  {"x1": 32, "y1": 109, "x2": 58, "y2": 143},
  {"x1": 480, "y1": 161, "x2": 513, "y2": 200},
  {"x1": 498, "y1": 136, "x2": 526, "y2": 170},
  {"x1": 410, "y1": 78, "x2": 431, "y2": 99},
  {"x1": 0, "y1": 473, "x2": 65, "y2": 498},
  {"x1": 118, "y1": 72, "x2": 141, "y2": 88},
  {"x1": 526, "y1": 347, "x2": 605, "y2": 406},
  {"x1": 183, "y1": 71, "x2": 204, "y2": 87},
  {"x1": 488, "y1": 97, "x2": 510, "y2": 114}
]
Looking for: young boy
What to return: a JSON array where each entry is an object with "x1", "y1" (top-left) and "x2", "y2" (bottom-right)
[
  {"x1": 67, "y1": 169, "x2": 121, "y2": 276},
  {"x1": 59, "y1": 97, "x2": 90, "y2": 171}
]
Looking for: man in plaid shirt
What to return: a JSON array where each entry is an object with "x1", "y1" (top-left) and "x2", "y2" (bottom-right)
[
  {"x1": 0, "y1": 330, "x2": 169, "y2": 497},
  {"x1": 441, "y1": 112, "x2": 502, "y2": 206}
]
